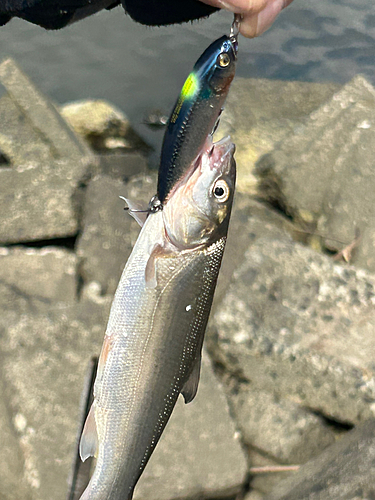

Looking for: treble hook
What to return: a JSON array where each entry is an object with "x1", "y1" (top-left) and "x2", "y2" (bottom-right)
[{"x1": 229, "y1": 13, "x2": 242, "y2": 44}]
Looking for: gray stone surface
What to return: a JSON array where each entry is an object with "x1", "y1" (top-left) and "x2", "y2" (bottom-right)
[
  {"x1": 218, "y1": 78, "x2": 340, "y2": 194},
  {"x1": 212, "y1": 198, "x2": 333, "y2": 492},
  {"x1": 0, "y1": 58, "x2": 96, "y2": 244},
  {"x1": 0, "y1": 376, "x2": 32, "y2": 500},
  {"x1": 208, "y1": 222, "x2": 375, "y2": 425},
  {"x1": 245, "y1": 492, "x2": 265, "y2": 500},
  {"x1": 256, "y1": 75, "x2": 375, "y2": 273},
  {"x1": 60, "y1": 99, "x2": 150, "y2": 154},
  {"x1": 264, "y1": 420, "x2": 375, "y2": 500},
  {"x1": 134, "y1": 351, "x2": 248, "y2": 500},
  {"x1": 0, "y1": 157, "x2": 92, "y2": 243},
  {"x1": 0, "y1": 93, "x2": 53, "y2": 165},
  {"x1": 230, "y1": 386, "x2": 336, "y2": 464},
  {"x1": 0, "y1": 58, "x2": 90, "y2": 160},
  {"x1": 247, "y1": 450, "x2": 298, "y2": 496},
  {"x1": 98, "y1": 152, "x2": 148, "y2": 181},
  {"x1": 210, "y1": 199, "x2": 337, "y2": 492},
  {"x1": 77, "y1": 173, "x2": 156, "y2": 296},
  {"x1": 0, "y1": 246, "x2": 77, "y2": 305},
  {"x1": 0, "y1": 294, "x2": 111, "y2": 500},
  {"x1": 214, "y1": 193, "x2": 296, "y2": 309}
]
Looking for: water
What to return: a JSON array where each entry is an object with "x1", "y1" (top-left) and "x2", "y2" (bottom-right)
[{"x1": 0, "y1": 0, "x2": 374, "y2": 153}]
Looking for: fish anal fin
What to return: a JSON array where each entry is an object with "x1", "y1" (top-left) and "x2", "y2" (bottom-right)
[
  {"x1": 181, "y1": 353, "x2": 202, "y2": 404},
  {"x1": 79, "y1": 403, "x2": 98, "y2": 462}
]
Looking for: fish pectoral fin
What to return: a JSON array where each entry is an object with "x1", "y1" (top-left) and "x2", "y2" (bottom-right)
[
  {"x1": 79, "y1": 403, "x2": 99, "y2": 462},
  {"x1": 145, "y1": 246, "x2": 158, "y2": 289},
  {"x1": 181, "y1": 353, "x2": 202, "y2": 404},
  {"x1": 145, "y1": 242, "x2": 173, "y2": 289}
]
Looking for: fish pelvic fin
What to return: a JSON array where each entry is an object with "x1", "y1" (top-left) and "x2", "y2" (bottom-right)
[
  {"x1": 181, "y1": 352, "x2": 202, "y2": 404},
  {"x1": 79, "y1": 403, "x2": 98, "y2": 462}
]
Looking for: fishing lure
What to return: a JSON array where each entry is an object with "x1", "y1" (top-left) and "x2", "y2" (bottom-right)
[{"x1": 157, "y1": 15, "x2": 240, "y2": 204}]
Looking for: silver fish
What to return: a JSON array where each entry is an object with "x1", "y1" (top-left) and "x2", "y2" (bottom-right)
[{"x1": 79, "y1": 136, "x2": 236, "y2": 500}]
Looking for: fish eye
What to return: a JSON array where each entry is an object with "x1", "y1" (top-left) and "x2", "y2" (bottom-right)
[
  {"x1": 218, "y1": 53, "x2": 230, "y2": 68},
  {"x1": 213, "y1": 179, "x2": 230, "y2": 202}
]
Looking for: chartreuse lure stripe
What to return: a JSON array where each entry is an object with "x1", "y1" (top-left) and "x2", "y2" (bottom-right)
[
  {"x1": 181, "y1": 72, "x2": 199, "y2": 99},
  {"x1": 170, "y1": 72, "x2": 199, "y2": 124}
]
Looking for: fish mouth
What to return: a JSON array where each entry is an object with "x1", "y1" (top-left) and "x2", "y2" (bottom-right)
[
  {"x1": 165, "y1": 136, "x2": 235, "y2": 203},
  {"x1": 205, "y1": 135, "x2": 235, "y2": 174}
]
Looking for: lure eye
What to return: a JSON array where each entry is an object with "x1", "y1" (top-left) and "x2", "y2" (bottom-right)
[
  {"x1": 213, "y1": 179, "x2": 230, "y2": 203},
  {"x1": 218, "y1": 53, "x2": 231, "y2": 68}
]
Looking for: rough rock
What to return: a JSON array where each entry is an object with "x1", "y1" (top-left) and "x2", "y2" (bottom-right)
[
  {"x1": 214, "y1": 193, "x2": 297, "y2": 309},
  {"x1": 0, "y1": 377, "x2": 32, "y2": 500},
  {"x1": 208, "y1": 215, "x2": 375, "y2": 425},
  {"x1": 211, "y1": 199, "x2": 336, "y2": 492},
  {"x1": 218, "y1": 78, "x2": 340, "y2": 194},
  {"x1": 256, "y1": 75, "x2": 375, "y2": 273},
  {"x1": 230, "y1": 386, "x2": 336, "y2": 464},
  {"x1": 0, "y1": 246, "x2": 77, "y2": 305},
  {"x1": 61, "y1": 99, "x2": 150, "y2": 153},
  {"x1": 0, "y1": 58, "x2": 96, "y2": 244},
  {"x1": 264, "y1": 420, "x2": 375, "y2": 500},
  {"x1": 0, "y1": 157, "x2": 93, "y2": 244},
  {"x1": 98, "y1": 152, "x2": 148, "y2": 181},
  {"x1": 245, "y1": 491, "x2": 265, "y2": 500},
  {"x1": 134, "y1": 351, "x2": 248, "y2": 500},
  {"x1": 77, "y1": 173, "x2": 156, "y2": 295},
  {"x1": 247, "y1": 450, "x2": 298, "y2": 496},
  {"x1": 0, "y1": 293, "x2": 111, "y2": 500},
  {"x1": 0, "y1": 92, "x2": 52, "y2": 165},
  {"x1": 0, "y1": 58, "x2": 90, "y2": 162}
]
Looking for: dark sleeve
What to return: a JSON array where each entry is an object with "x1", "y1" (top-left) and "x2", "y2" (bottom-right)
[
  {"x1": 0, "y1": 0, "x2": 121, "y2": 29},
  {"x1": 122, "y1": 0, "x2": 219, "y2": 26},
  {"x1": 0, "y1": 0, "x2": 219, "y2": 29}
]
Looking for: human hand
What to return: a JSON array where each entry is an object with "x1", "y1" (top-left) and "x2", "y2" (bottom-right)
[{"x1": 199, "y1": 0, "x2": 294, "y2": 38}]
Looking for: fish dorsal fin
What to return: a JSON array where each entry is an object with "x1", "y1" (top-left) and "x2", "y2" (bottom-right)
[
  {"x1": 79, "y1": 403, "x2": 98, "y2": 462},
  {"x1": 120, "y1": 196, "x2": 148, "y2": 227},
  {"x1": 181, "y1": 353, "x2": 202, "y2": 404}
]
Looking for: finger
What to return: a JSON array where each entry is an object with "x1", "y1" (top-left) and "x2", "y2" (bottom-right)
[
  {"x1": 239, "y1": 0, "x2": 293, "y2": 38},
  {"x1": 199, "y1": 0, "x2": 268, "y2": 15}
]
